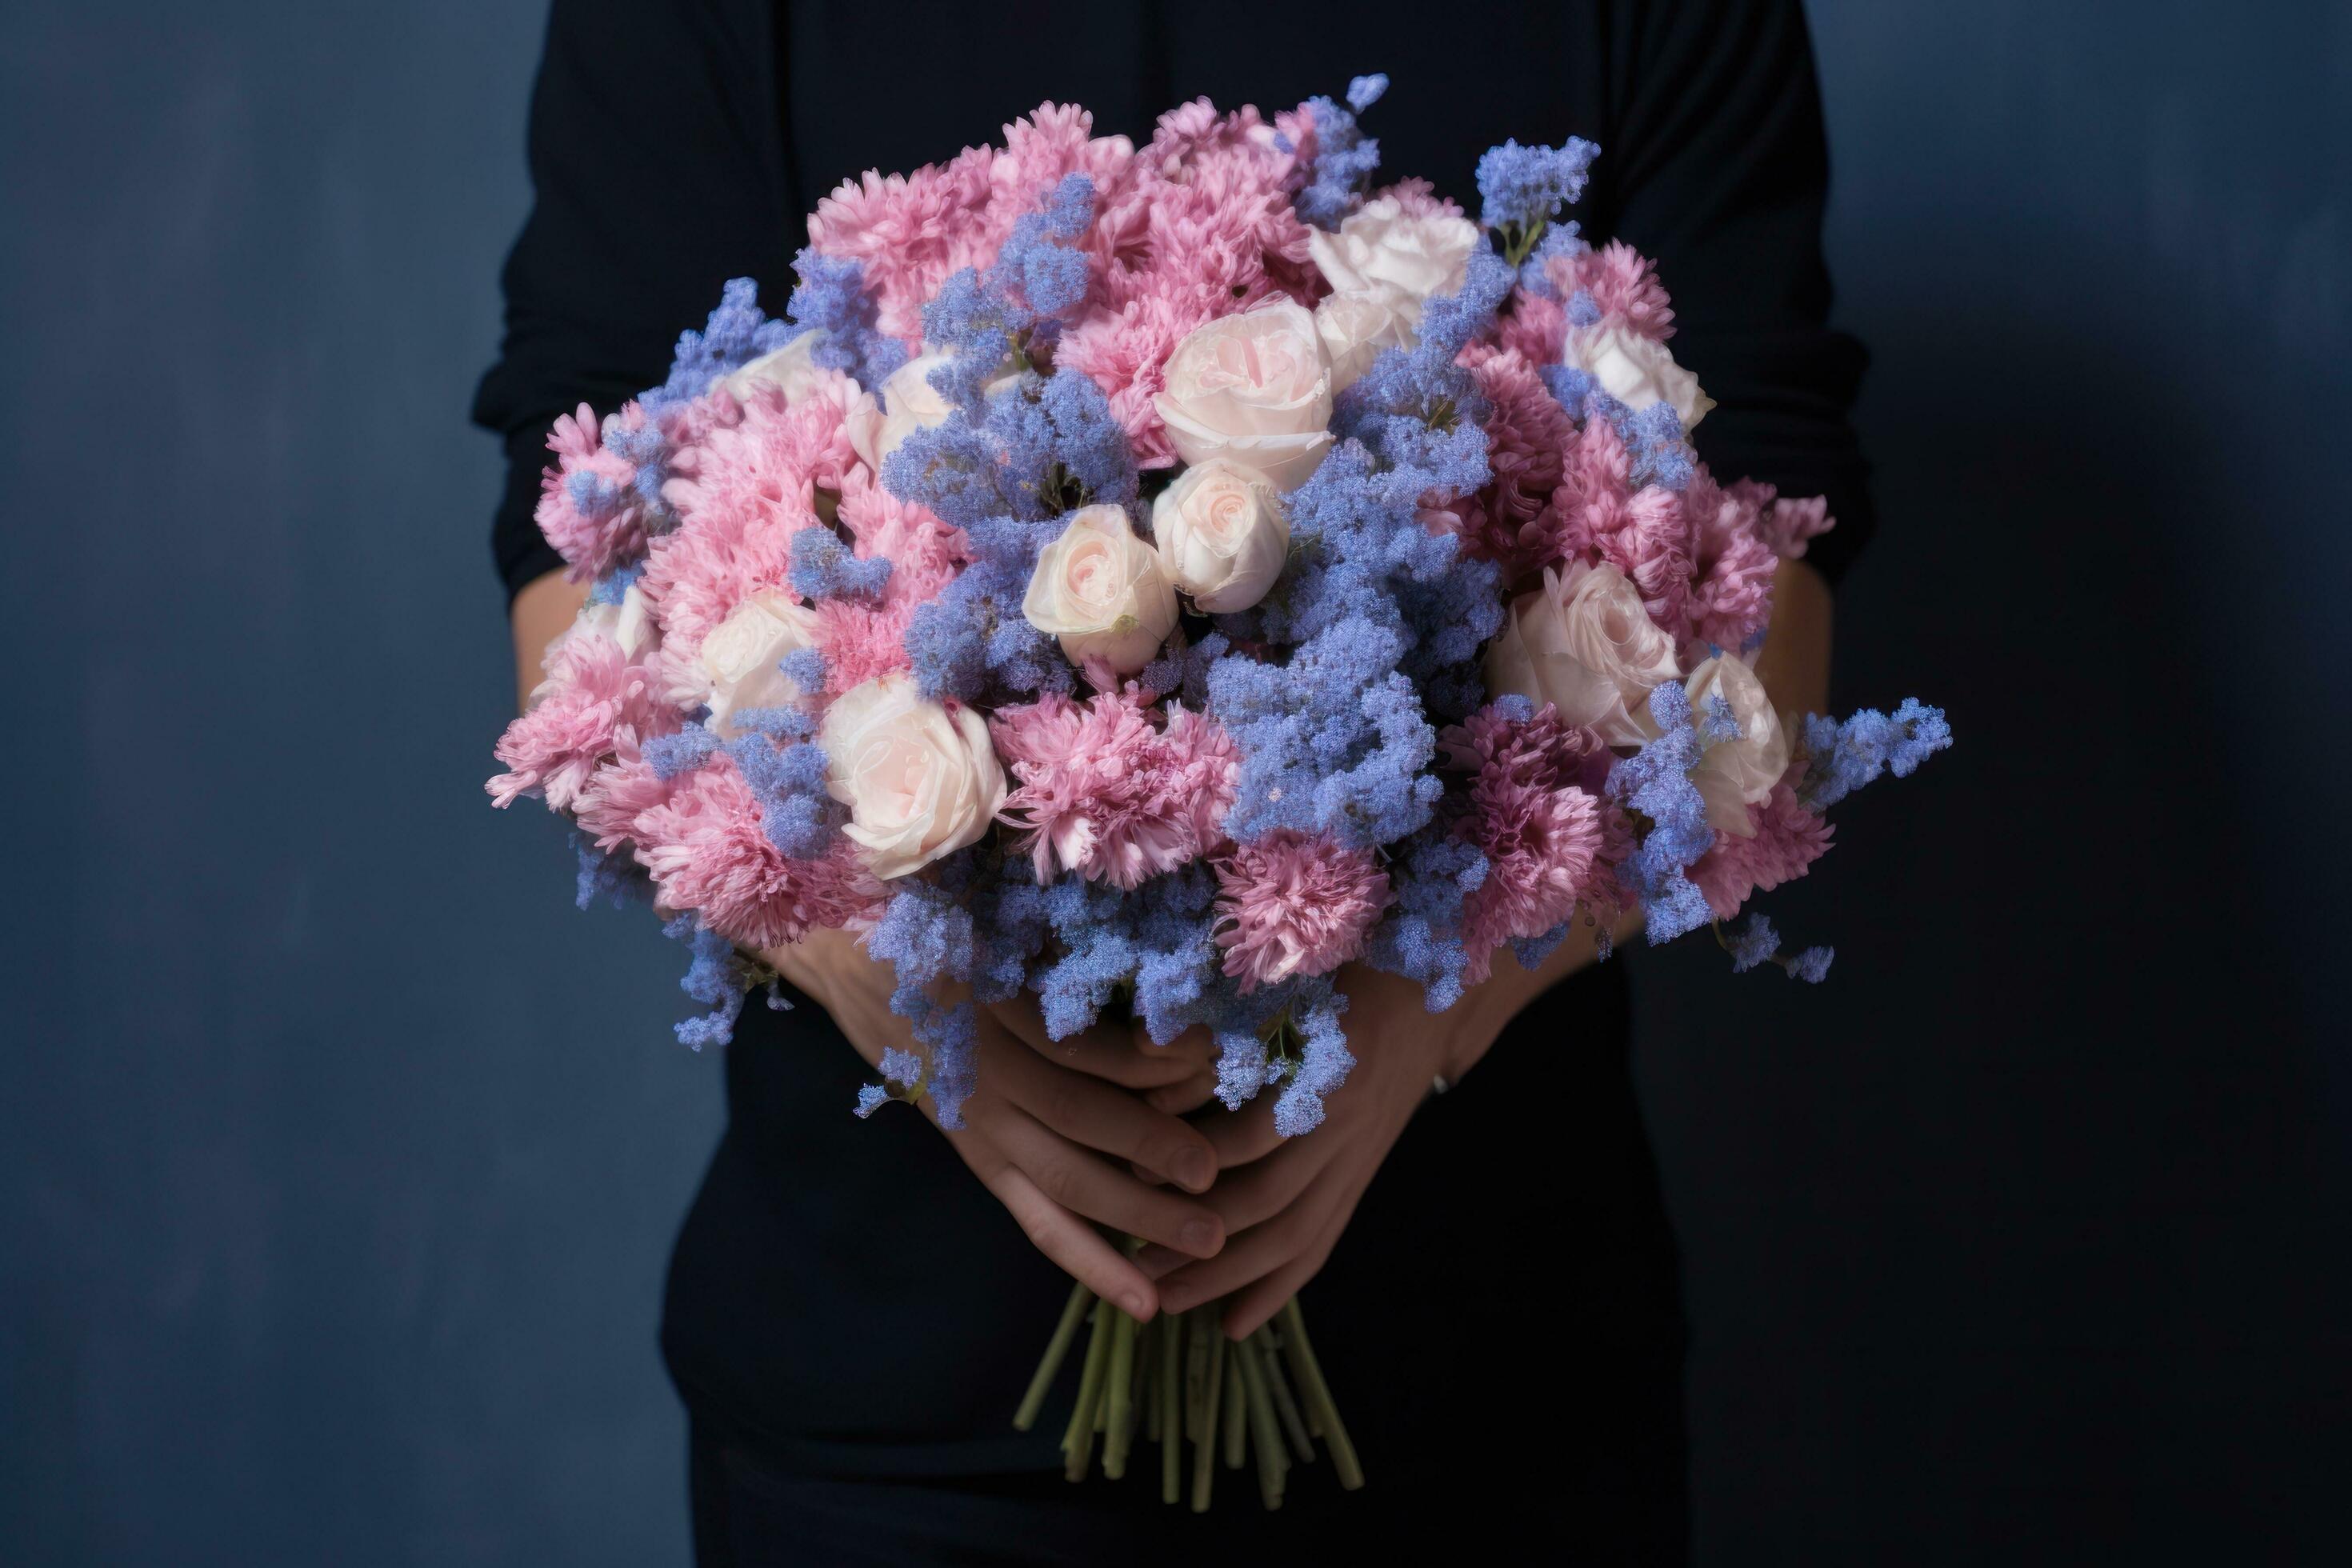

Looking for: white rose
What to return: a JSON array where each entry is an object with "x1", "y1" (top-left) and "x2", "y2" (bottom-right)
[
  {"x1": 819, "y1": 674, "x2": 1006, "y2": 879},
  {"x1": 1150, "y1": 461, "x2": 1290, "y2": 613},
  {"x1": 614, "y1": 582, "x2": 658, "y2": 661},
  {"x1": 1314, "y1": 287, "x2": 1419, "y2": 391},
  {"x1": 719, "y1": 330, "x2": 834, "y2": 406},
  {"x1": 1684, "y1": 654, "x2": 1791, "y2": 838},
  {"x1": 1306, "y1": 194, "x2": 1481, "y2": 305},
  {"x1": 1566, "y1": 322, "x2": 1715, "y2": 431},
  {"x1": 698, "y1": 591, "x2": 822, "y2": 738},
  {"x1": 1022, "y1": 503, "x2": 1181, "y2": 674},
  {"x1": 1483, "y1": 562, "x2": 1682, "y2": 747},
  {"x1": 1153, "y1": 302, "x2": 1334, "y2": 492}
]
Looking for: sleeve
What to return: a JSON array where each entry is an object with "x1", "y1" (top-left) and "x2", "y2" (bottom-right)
[
  {"x1": 1588, "y1": 0, "x2": 1875, "y2": 583},
  {"x1": 471, "y1": 0, "x2": 794, "y2": 602}
]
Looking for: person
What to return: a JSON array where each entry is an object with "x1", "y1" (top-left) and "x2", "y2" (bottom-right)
[{"x1": 476, "y1": 2, "x2": 1870, "y2": 1559}]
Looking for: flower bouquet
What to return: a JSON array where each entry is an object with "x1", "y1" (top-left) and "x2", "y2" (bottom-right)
[{"x1": 489, "y1": 76, "x2": 1947, "y2": 1509}]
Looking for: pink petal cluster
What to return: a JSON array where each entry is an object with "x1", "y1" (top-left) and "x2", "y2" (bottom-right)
[
  {"x1": 1679, "y1": 471, "x2": 1782, "y2": 658},
  {"x1": 1558, "y1": 240, "x2": 1677, "y2": 340},
  {"x1": 487, "y1": 631, "x2": 676, "y2": 811},
  {"x1": 1440, "y1": 344, "x2": 1577, "y2": 572},
  {"x1": 535, "y1": 403, "x2": 657, "y2": 582},
  {"x1": 1757, "y1": 489, "x2": 1835, "y2": 562},
  {"x1": 990, "y1": 688, "x2": 1240, "y2": 889},
  {"x1": 1689, "y1": 777, "x2": 1834, "y2": 919},
  {"x1": 1442, "y1": 702, "x2": 1613, "y2": 984},
  {"x1": 1211, "y1": 831, "x2": 1392, "y2": 992},
  {"x1": 632, "y1": 752, "x2": 882, "y2": 948}
]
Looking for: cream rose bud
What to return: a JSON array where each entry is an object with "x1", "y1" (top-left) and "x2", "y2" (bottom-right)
[
  {"x1": 1153, "y1": 302, "x2": 1334, "y2": 492},
  {"x1": 873, "y1": 350, "x2": 957, "y2": 469},
  {"x1": 1306, "y1": 194, "x2": 1482, "y2": 305},
  {"x1": 1022, "y1": 504, "x2": 1181, "y2": 674},
  {"x1": 1483, "y1": 562, "x2": 1683, "y2": 747},
  {"x1": 1150, "y1": 462, "x2": 1290, "y2": 613},
  {"x1": 1684, "y1": 654, "x2": 1792, "y2": 838},
  {"x1": 718, "y1": 330, "x2": 833, "y2": 406},
  {"x1": 1566, "y1": 323, "x2": 1716, "y2": 432},
  {"x1": 1314, "y1": 288, "x2": 1419, "y2": 391},
  {"x1": 698, "y1": 591, "x2": 822, "y2": 738},
  {"x1": 819, "y1": 674, "x2": 1006, "y2": 880}
]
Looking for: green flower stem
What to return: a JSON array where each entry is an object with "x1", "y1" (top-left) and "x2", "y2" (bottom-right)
[
  {"x1": 1014, "y1": 1280, "x2": 1094, "y2": 1433},
  {"x1": 1191, "y1": 1318, "x2": 1226, "y2": 1513},
  {"x1": 1103, "y1": 1307, "x2": 1138, "y2": 1478},
  {"x1": 1062, "y1": 1302, "x2": 1113, "y2": 1482},
  {"x1": 1236, "y1": 1331, "x2": 1288, "y2": 1510},
  {"x1": 1159, "y1": 1310, "x2": 1183, "y2": 1505},
  {"x1": 1183, "y1": 1310, "x2": 1209, "y2": 1446},
  {"x1": 1220, "y1": 1342, "x2": 1247, "y2": 1470},
  {"x1": 1278, "y1": 1298, "x2": 1362, "y2": 1490},
  {"x1": 1252, "y1": 1324, "x2": 1314, "y2": 1462}
]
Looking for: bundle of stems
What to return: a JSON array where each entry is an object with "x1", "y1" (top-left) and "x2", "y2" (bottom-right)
[{"x1": 1014, "y1": 1280, "x2": 1362, "y2": 1511}]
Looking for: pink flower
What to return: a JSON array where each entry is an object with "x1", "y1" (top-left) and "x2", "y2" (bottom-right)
[
  {"x1": 1211, "y1": 831, "x2": 1391, "y2": 991},
  {"x1": 486, "y1": 631, "x2": 676, "y2": 811},
  {"x1": 1558, "y1": 240, "x2": 1677, "y2": 341},
  {"x1": 633, "y1": 754, "x2": 882, "y2": 949},
  {"x1": 535, "y1": 403, "x2": 655, "y2": 582},
  {"x1": 1552, "y1": 419, "x2": 1694, "y2": 626},
  {"x1": 1679, "y1": 470, "x2": 1781, "y2": 656},
  {"x1": 1436, "y1": 344, "x2": 1576, "y2": 572},
  {"x1": 990, "y1": 689, "x2": 1238, "y2": 888},
  {"x1": 1493, "y1": 287, "x2": 1568, "y2": 366},
  {"x1": 574, "y1": 754, "x2": 672, "y2": 854},
  {"x1": 1756, "y1": 488, "x2": 1836, "y2": 562},
  {"x1": 1442, "y1": 703, "x2": 1612, "y2": 983},
  {"x1": 1689, "y1": 777, "x2": 1834, "y2": 919}
]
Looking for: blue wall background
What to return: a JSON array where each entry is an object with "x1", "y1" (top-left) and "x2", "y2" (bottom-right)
[{"x1": 3, "y1": 2, "x2": 2344, "y2": 1562}]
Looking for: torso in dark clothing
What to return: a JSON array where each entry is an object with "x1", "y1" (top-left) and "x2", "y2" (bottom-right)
[{"x1": 477, "y1": 1, "x2": 1869, "y2": 1554}]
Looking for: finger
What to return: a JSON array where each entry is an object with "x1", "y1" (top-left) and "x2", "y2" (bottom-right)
[
  {"x1": 1010, "y1": 1058, "x2": 1220, "y2": 1194},
  {"x1": 1191, "y1": 1091, "x2": 1288, "y2": 1170},
  {"x1": 988, "y1": 998, "x2": 1202, "y2": 1090},
  {"x1": 1174, "y1": 1138, "x2": 1342, "y2": 1251},
  {"x1": 1150, "y1": 1167, "x2": 1343, "y2": 1314},
  {"x1": 1146, "y1": 1069, "x2": 1222, "y2": 1117},
  {"x1": 973, "y1": 1157, "x2": 1160, "y2": 1321},
  {"x1": 995, "y1": 1108, "x2": 1226, "y2": 1260},
  {"x1": 1220, "y1": 1186, "x2": 1366, "y2": 1339},
  {"x1": 1132, "y1": 1021, "x2": 1219, "y2": 1069}
]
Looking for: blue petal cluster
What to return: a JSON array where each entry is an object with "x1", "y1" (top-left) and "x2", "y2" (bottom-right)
[
  {"x1": 1291, "y1": 75, "x2": 1387, "y2": 229},
  {"x1": 1798, "y1": 698, "x2": 1954, "y2": 812},
  {"x1": 1606, "y1": 683, "x2": 1715, "y2": 944},
  {"x1": 1475, "y1": 137, "x2": 1601, "y2": 234},
  {"x1": 642, "y1": 277, "x2": 801, "y2": 420},
  {"x1": 783, "y1": 252, "x2": 907, "y2": 394},
  {"x1": 788, "y1": 526, "x2": 892, "y2": 601}
]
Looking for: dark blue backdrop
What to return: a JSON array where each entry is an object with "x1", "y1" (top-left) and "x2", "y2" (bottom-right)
[{"x1": 5, "y1": 2, "x2": 2345, "y2": 1562}]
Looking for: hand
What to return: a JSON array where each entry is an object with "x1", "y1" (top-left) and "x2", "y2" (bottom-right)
[
  {"x1": 766, "y1": 927, "x2": 1226, "y2": 1321},
  {"x1": 978, "y1": 991, "x2": 1223, "y2": 1125},
  {"x1": 1135, "y1": 916, "x2": 1628, "y2": 1338}
]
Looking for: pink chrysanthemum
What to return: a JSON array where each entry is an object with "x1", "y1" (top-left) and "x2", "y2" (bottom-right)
[
  {"x1": 1559, "y1": 240, "x2": 1677, "y2": 340},
  {"x1": 1493, "y1": 286, "x2": 1569, "y2": 366},
  {"x1": 573, "y1": 754, "x2": 672, "y2": 854},
  {"x1": 1438, "y1": 345, "x2": 1578, "y2": 572},
  {"x1": 632, "y1": 754, "x2": 880, "y2": 948},
  {"x1": 1679, "y1": 470, "x2": 1781, "y2": 655},
  {"x1": 1756, "y1": 488, "x2": 1836, "y2": 562},
  {"x1": 1211, "y1": 831, "x2": 1392, "y2": 992},
  {"x1": 1551, "y1": 419, "x2": 1694, "y2": 625},
  {"x1": 1689, "y1": 777, "x2": 1834, "y2": 919},
  {"x1": 990, "y1": 690, "x2": 1238, "y2": 888},
  {"x1": 535, "y1": 403, "x2": 655, "y2": 582},
  {"x1": 486, "y1": 631, "x2": 675, "y2": 812},
  {"x1": 1443, "y1": 703, "x2": 1612, "y2": 983}
]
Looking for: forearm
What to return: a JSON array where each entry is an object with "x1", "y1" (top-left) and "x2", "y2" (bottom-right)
[{"x1": 510, "y1": 568, "x2": 590, "y2": 711}]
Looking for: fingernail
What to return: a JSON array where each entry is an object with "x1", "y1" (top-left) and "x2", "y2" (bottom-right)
[
  {"x1": 1174, "y1": 1149, "x2": 1213, "y2": 1191},
  {"x1": 1120, "y1": 1292, "x2": 1152, "y2": 1320},
  {"x1": 1180, "y1": 1218, "x2": 1218, "y2": 1254}
]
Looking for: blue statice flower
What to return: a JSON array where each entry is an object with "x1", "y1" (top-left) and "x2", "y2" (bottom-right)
[
  {"x1": 644, "y1": 722, "x2": 724, "y2": 782},
  {"x1": 1291, "y1": 75, "x2": 1387, "y2": 229},
  {"x1": 1270, "y1": 987, "x2": 1354, "y2": 1137},
  {"x1": 1475, "y1": 137, "x2": 1601, "y2": 234},
  {"x1": 1510, "y1": 920, "x2": 1574, "y2": 973},
  {"x1": 1565, "y1": 289, "x2": 1603, "y2": 328},
  {"x1": 916, "y1": 174, "x2": 1097, "y2": 406},
  {"x1": 1728, "y1": 912, "x2": 1782, "y2": 974},
  {"x1": 642, "y1": 278, "x2": 801, "y2": 419},
  {"x1": 1518, "y1": 223, "x2": 1589, "y2": 298},
  {"x1": 722, "y1": 732, "x2": 835, "y2": 858},
  {"x1": 572, "y1": 831, "x2": 649, "y2": 911},
  {"x1": 1787, "y1": 946, "x2": 1835, "y2": 983},
  {"x1": 788, "y1": 526, "x2": 892, "y2": 601},
  {"x1": 670, "y1": 916, "x2": 758, "y2": 1050},
  {"x1": 1797, "y1": 698, "x2": 1954, "y2": 811},
  {"x1": 1365, "y1": 834, "x2": 1490, "y2": 1011},
  {"x1": 1607, "y1": 683, "x2": 1716, "y2": 943},
  {"x1": 783, "y1": 252, "x2": 907, "y2": 394}
]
